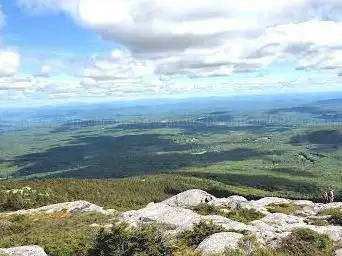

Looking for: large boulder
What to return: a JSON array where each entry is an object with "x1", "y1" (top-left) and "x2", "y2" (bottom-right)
[
  {"x1": 120, "y1": 202, "x2": 201, "y2": 230},
  {"x1": 120, "y1": 201, "x2": 255, "y2": 233},
  {"x1": 202, "y1": 215, "x2": 253, "y2": 232},
  {"x1": 250, "y1": 197, "x2": 291, "y2": 208},
  {"x1": 249, "y1": 220, "x2": 291, "y2": 246},
  {"x1": 307, "y1": 225, "x2": 342, "y2": 242},
  {"x1": 292, "y1": 200, "x2": 315, "y2": 207},
  {"x1": 237, "y1": 197, "x2": 290, "y2": 214},
  {"x1": 4, "y1": 201, "x2": 115, "y2": 216},
  {"x1": 0, "y1": 246, "x2": 47, "y2": 256},
  {"x1": 196, "y1": 232, "x2": 243, "y2": 255},
  {"x1": 314, "y1": 203, "x2": 342, "y2": 214},
  {"x1": 254, "y1": 229, "x2": 291, "y2": 247},
  {"x1": 161, "y1": 189, "x2": 216, "y2": 208},
  {"x1": 251, "y1": 213, "x2": 306, "y2": 232},
  {"x1": 209, "y1": 195, "x2": 248, "y2": 208},
  {"x1": 335, "y1": 248, "x2": 342, "y2": 256}
]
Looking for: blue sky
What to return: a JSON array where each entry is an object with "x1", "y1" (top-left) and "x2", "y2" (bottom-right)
[{"x1": 0, "y1": 0, "x2": 342, "y2": 106}]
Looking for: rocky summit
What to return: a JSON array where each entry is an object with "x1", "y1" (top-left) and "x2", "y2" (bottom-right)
[
  {"x1": 0, "y1": 246, "x2": 48, "y2": 256},
  {"x1": 2, "y1": 189, "x2": 342, "y2": 255}
]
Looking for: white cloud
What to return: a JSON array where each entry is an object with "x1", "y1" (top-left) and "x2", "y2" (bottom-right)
[
  {"x1": 16, "y1": 0, "x2": 79, "y2": 18},
  {"x1": 17, "y1": 1, "x2": 342, "y2": 67},
  {"x1": 83, "y1": 49, "x2": 155, "y2": 80},
  {"x1": 0, "y1": 76, "x2": 32, "y2": 90},
  {"x1": 36, "y1": 64, "x2": 53, "y2": 77},
  {"x1": 0, "y1": 50, "x2": 20, "y2": 76},
  {"x1": 8, "y1": 0, "x2": 342, "y2": 102}
]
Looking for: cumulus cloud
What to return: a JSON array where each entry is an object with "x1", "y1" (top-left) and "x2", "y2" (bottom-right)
[
  {"x1": 0, "y1": 50, "x2": 20, "y2": 76},
  {"x1": 76, "y1": 0, "x2": 342, "y2": 77},
  {"x1": 16, "y1": 0, "x2": 79, "y2": 18},
  {"x1": 10, "y1": 0, "x2": 342, "y2": 102},
  {"x1": 82, "y1": 48, "x2": 155, "y2": 82},
  {"x1": 0, "y1": 76, "x2": 32, "y2": 90},
  {"x1": 36, "y1": 64, "x2": 53, "y2": 77}
]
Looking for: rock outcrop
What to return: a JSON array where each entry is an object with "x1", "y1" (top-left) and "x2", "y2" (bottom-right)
[
  {"x1": 120, "y1": 202, "x2": 202, "y2": 230},
  {"x1": 209, "y1": 195, "x2": 248, "y2": 208},
  {"x1": 161, "y1": 189, "x2": 215, "y2": 208},
  {"x1": 336, "y1": 248, "x2": 342, "y2": 256},
  {"x1": 196, "y1": 232, "x2": 243, "y2": 255},
  {"x1": 3, "y1": 189, "x2": 342, "y2": 255},
  {"x1": 0, "y1": 245, "x2": 47, "y2": 256},
  {"x1": 2, "y1": 201, "x2": 116, "y2": 216},
  {"x1": 202, "y1": 215, "x2": 252, "y2": 232},
  {"x1": 119, "y1": 189, "x2": 342, "y2": 251}
]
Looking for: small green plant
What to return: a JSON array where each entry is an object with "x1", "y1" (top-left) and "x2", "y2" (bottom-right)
[
  {"x1": 193, "y1": 204, "x2": 222, "y2": 215},
  {"x1": 172, "y1": 247, "x2": 200, "y2": 256},
  {"x1": 304, "y1": 217, "x2": 329, "y2": 226},
  {"x1": 266, "y1": 203, "x2": 302, "y2": 215},
  {"x1": 193, "y1": 204, "x2": 264, "y2": 223},
  {"x1": 223, "y1": 248, "x2": 288, "y2": 256},
  {"x1": 0, "y1": 188, "x2": 53, "y2": 211},
  {"x1": 0, "y1": 213, "x2": 111, "y2": 256},
  {"x1": 222, "y1": 235, "x2": 288, "y2": 256},
  {"x1": 178, "y1": 220, "x2": 226, "y2": 248},
  {"x1": 222, "y1": 230, "x2": 333, "y2": 256},
  {"x1": 226, "y1": 208, "x2": 265, "y2": 224},
  {"x1": 277, "y1": 228, "x2": 333, "y2": 256},
  {"x1": 86, "y1": 221, "x2": 173, "y2": 256},
  {"x1": 319, "y1": 208, "x2": 342, "y2": 226}
]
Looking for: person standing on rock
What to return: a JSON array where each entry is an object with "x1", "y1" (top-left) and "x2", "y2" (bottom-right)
[
  {"x1": 321, "y1": 191, "x2": 329, "y2": 203},
  {"x1": 328, "y1": 190, "x2": 334, "y2": 203}
]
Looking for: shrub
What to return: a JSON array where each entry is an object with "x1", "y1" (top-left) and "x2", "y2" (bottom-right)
[
  {"x1": 0, "y1": 188, "x2": 53, "y2": 211},
  {"x1": 319, "y1": 208, "x2": 342, "y2": 226},
  {"x1": 267, "y1": 204, "x2": 302, "y2": 215},
  {"x1": 277, "y1": 228, "x2": 333, "y2": 256},
  {"x1": 304, "y1": 218, "x2": 329, "y2": 226},
  {"x1": 86, "y1": 222, "x2": 173, "y2": 256},
  {"x1": 218, "y1": 231, "x2": 333, "y2": 256},
  {"x1": 178, "y1": 220, "x2": 226, "y2": 248},
  {"x1": 0, "y1": 213, "x2": 110, "y2": 256},
  {"x1": 172, "y1": 248, "x2": 200, "y2": 256},
  {"x1": 0, "y1": 175, "x2": 243, "y2": 212},
  {"x1": 223, "y1": 235, "x2": 289, "y2": 256},
  {"x1": 192, "y1": 204, "x2": 222, "y2": 215},
  {"x1": 226, "y1": 208, "x2": 265, "y2": 223},
  {"x1": 193, "y1": 204, "x2": 264, "y2": 224},
  {"x1": 220, "y1": 247, "x2": 288, "y2": 256}
]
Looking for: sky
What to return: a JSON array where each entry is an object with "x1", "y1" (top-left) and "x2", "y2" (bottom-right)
[{"x1": 0, "y1": 0, "x2": 342, "y2": 106}]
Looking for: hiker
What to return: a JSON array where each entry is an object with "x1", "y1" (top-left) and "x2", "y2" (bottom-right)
[
  {"x1": 321, "y1": 191, "x2": 329, "y2": 203},
  {"x1": 328, "y1": 190, "x2": 334, "y2": 203}
]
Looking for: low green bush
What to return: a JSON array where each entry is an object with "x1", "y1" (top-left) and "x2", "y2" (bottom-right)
[
  {"x1": 0, "y1": 175, "x2": 248, "y2": 212},
  {"x1": 178, "y1": 220, "x2": 227, "y2": 248},
  {"x1": 213, "y1": 229, "x2": 333, "y2": 256},
  {"x1": 86, "y1": 222, "x2": 173, "y2": 256},
  {"x1": 193, "y1": 204, "x2": 222, "y2": 215},
  {"x1": 277, "y1": 228, "x2": 334, "y2": 256},
  {"x1": 226, "y1": 208, "x2": 265, "y2": 224},
  {"x1": 0, "y1": 213, "x2": 111, "y2": 256},
  {"x1": 304, "y1": 217, "x2": 329, "y2": 226},
  {"x1": 319, "y1": 208, "x2": 342, "y2": 226},
  {"x1": 267, "y1": 204, "x2": 302, "y2": 215},
  {"x1": 193, "y1": 204, "x2": 264, "y2": 223}
]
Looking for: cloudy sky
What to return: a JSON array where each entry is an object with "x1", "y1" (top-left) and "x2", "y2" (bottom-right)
[{"x1": 1, "y1": 0, "x2": 342, "y2": 105}]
